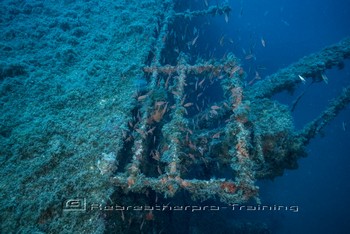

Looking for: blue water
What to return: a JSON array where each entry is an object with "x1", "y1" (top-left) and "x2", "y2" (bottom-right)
[
  {"x1": 180, "y1": 0, "x2": 350, "y2": 233},
  {"x1": 219, "y1": 0, "x2": 350, "y2": 233}
]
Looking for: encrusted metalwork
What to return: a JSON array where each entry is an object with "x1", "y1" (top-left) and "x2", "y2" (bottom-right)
[{"x1": 111, "y1": 2, "x2": 350, "y2": 205}]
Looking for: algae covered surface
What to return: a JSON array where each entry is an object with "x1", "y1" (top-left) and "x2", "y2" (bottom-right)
[{"x1": 0, "y1": 0, "x2": 164, "y2": 232}]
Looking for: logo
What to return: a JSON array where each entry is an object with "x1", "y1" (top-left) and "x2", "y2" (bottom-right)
[{"x1": 63, "y1": 198, "x2": 86, "y2": 212}]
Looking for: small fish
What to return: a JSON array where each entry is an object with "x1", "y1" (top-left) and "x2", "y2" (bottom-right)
[
  {"x1": 281, "y1": 19, "x2": 290, "y2": 26},
  {"x1": 172, "y1": 138, "x2": 180, "y2": 144},
  {"x1": 172, "y1": 91, "x2": 180, "y2": 96},
  {"x1": 245, "y1": 54, "x2": 255, "y2": 60},
  {"x1": 188, "y1": 141, "x2": 196, "y2": 151},
  {"x1": 342, "y1": 122, "x2": 346, "y2": 131},
  {"x1": 229, "y1": 66, "x2": 241, "y2": 77},
  {"x1": 224, "y1": 12, "x2": 229, "y2": 23},
  {"x1": 211, "y1": 105, "x2": 221, "y2": 110},
  {"x1": 188, "y1": 153, "x2": 196, "y2": 161},
  {"x1": 219, "y1": 35, "x2": 225, "y2": 46},
  {"x1": 192, "y1": 34, "x2": 199, "y2": 46},
  {"x1": 157, "y1": 165, "x2": 162, "y2": 174},
  {"x1": 212, "y1": 132, "x2": 221, "y2": 139},
  {"x1": 255, "y1": 71, "x2": 261, "y2": 79},
  {"x1": 248, "y1": 78, "x2": 256, "y2": 86},
  {"x1": 161, "y1": 102, "x2": 168, "y2": 115},
  {"x1": 135, "y1": 128, "x2": 146, "y2": 138},
  {"x1": 261, "y1": 37, "x2": 266, "y2": 47},
  {"x1": 298, "y1": 75, "x2": 306, "y2": 84},
  {"x1": 321, "y1": 73, "x2": 329, "y2": 84},
  {"x1": 147, "y1": 126, "x2": 156, "y2": 135},
  {"x1": 140, "y1": 218, "x2": 145, "y2": 230},
  {"x1": 165, "y1": 74, "x2": 171, "y2": 89},
  {"x1": 223, "y1": 102, "x2": 230, "y2": 109},
  {"x1": 257, "y1": 65, "x2": 267, "y2": 70},
  {"x1": 184, "y1": 102, "x2": 194, "y2": 107},
  {"x1": 180, "y1": 94, "x2": 187, "y2": 105},
  {"x1": 210, "y1": 109, "x2": 218, "y2": 116},
  {"x1": 248, "y1": 71, "x2": 261, "y2": 85},
  {"x1": 151, "y1": 150, "x2": 160, "y2": 161},
  {"x1": 125, "y1": 135, "x2": 133, "y2": 142},
  {"x1": 155, "y1": 101, "x2": 167, "y2": 106},
  {"x1": 137, "y1": 94, "x2": 148, "y2": 101},
  {"x1": 198, "y1": 78, "x2": 205, "y2": 87}
]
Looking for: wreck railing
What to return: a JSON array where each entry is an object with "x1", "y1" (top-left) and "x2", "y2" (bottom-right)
[
  {"x1": 110, "y1": 2, "x2": 350, "y2": 205},
  {"x1": 113, "y1": 54, "x2": 260, "y2": 204}
]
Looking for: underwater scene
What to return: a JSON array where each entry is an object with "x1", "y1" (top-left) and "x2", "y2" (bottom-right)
[{"x1": 1, "y1": 0, "x2": 350, "y2": 233}]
